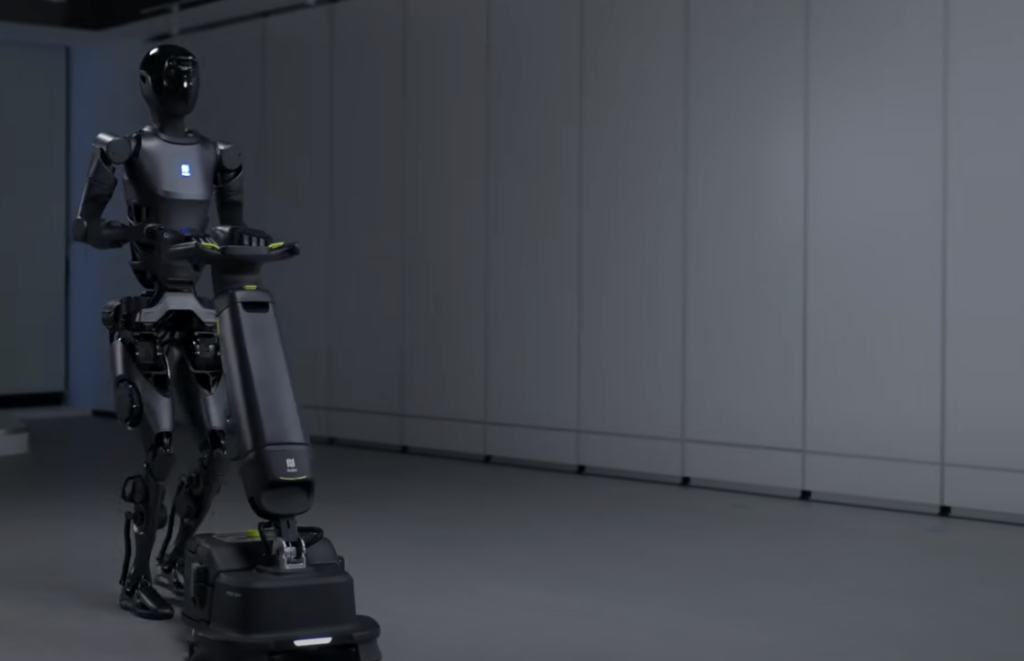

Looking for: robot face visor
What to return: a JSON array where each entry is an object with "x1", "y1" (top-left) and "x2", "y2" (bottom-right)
[{"x1": 160, "y1": 56, "x2": 199, "y2": 110}]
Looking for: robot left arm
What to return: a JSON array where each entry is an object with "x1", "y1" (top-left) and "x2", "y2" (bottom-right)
[
  {"x1": 73, "y1": 132, "x2": 135, "y2": 249},
  {"x1": 213, "y1": 142, "x2": 245, "y2": 227}
]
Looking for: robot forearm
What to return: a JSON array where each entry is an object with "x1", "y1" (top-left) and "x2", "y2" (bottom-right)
[
  {"x1": 77, "y1": 160, "x2": 117, "y2": 221},
  {"x1": 214, "y1": 175, "x2": 244, "y2": 226},
  {"x1": 76, "y1": 133, "x2": 133, "y2": 243},
  {"x1": 214, "y1": 142, "x2": 244, "y2": 226}
]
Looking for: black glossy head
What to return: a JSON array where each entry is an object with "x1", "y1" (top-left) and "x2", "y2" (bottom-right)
[{"x1": 139, "y1": 44, "x2": 200, "y2": 120}]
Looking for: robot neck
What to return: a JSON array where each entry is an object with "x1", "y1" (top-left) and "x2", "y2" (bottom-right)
[{"x1": 152, "y1": 112, "x2": 189, "y2": 138}]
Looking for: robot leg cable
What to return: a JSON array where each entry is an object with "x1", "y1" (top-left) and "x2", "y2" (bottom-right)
[
  {"x1": 119, "y1": 432, "x2": 176, "y2": 620},
  {"x1": 155, "y1": 486, "x2": 178, "y2": 566},
  {"x1": 118, "y1": 511, "x2": 132, "y2": 587},
  {"x1": 157, "y1": 429, "x2": 229, "y2": 593}
]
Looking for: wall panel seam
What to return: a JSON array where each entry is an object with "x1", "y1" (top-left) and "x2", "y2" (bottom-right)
[
  {"x1": 939, "y1": 0, "x2": 951, "y2": 506},
  {"x1": 575, "y1": 0, "x2": 586, "y2": 466},
  {"x1": 680, "y1": 0, "x2": 690, "y2": 477},
  {"x1": 399, "y1": 0, "x2": 409, "y2": 444},
  {"x1": 326, "y1": 5, "x2": 336, "y2": 410},
  {"x1": 800, "y1": 0, "x2": 812, "y2": 490},
  {"x1": 259, "y1": 18, "x2": 267, "y2": 221},
  {"x1": 482, "y1": 0, "x2": 492, "y2": 446}
]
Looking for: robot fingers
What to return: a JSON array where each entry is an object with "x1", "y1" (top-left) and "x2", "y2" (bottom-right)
[
  {"x1": 239, "y1": 229, "x2": 270, "y2": 247},
  {"x1": 211, "y1": 224, "x2": 271, "y2": 247}
]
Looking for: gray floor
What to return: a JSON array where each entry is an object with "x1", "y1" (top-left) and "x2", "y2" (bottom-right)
[{"x1": 0, "y1": 415, "x2": 1021, "y2": 660}]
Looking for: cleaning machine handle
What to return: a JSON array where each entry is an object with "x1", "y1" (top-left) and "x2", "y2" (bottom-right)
[{"x1": 141, "y1": 226, "x2": 301, "y2": 266}]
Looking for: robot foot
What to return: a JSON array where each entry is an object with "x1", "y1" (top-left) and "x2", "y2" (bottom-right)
[
  {"x1": 155, "y1": 563, "x2": 185, "y2": 597},
  {"x1": 120, "y1": 578, "x2": 175, "y2": 620}
]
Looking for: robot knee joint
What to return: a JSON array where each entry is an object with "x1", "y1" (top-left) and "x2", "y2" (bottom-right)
[
  {"x1": 203, "y1": 431, "x2": 230, "y2": 476},
  {"x1": 174, "y1": 478, "x2": 202, "y2": 521},
  {"x1": 121, "y1": 475, "x2": 169, "y2": 529},
  {"x1": 121, "y1": 474, "x2": 147, "y2": 506},
  {"x1": 101, "y1": 300, "x2": 121, "y2": 331},
  {"x1": 146, "y1": 433, "x2": 176, "y2": 482},
  {"x1": 188, "y1": 333, "x2": 221, "y2": 372}
]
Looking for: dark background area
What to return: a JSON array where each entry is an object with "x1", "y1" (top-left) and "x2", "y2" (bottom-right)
[{"x1": 0, "y1": 0, "x2": 224, "y2": 29}]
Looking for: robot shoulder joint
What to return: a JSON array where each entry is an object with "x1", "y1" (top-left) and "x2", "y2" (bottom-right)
[
  {"x1": 216, "y1": 142, "x2": 242, "y2": 173},
  {"x1": 93, "y1": 132, "x2": 134, "y2": 165}
]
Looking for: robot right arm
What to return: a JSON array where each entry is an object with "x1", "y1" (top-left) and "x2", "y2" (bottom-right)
[{"x1": 72, "y1": 132, "x2": 136, "y2": 249}]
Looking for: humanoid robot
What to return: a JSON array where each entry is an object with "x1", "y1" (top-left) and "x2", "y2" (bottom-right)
[
  {"x1": 73, "y1": 43, "x2": 245, "y2": 620},
  {"x1": 74, "y1": 45, "x2": 381, "y2": 659}
]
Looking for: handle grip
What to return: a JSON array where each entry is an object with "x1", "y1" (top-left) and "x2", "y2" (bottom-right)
[{"x1": 161, "y1": 241, "x2": 300, "y2": 265}]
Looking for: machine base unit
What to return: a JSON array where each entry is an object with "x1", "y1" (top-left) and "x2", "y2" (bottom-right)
[{"x1": 182, "y1": 532, "x2": 382, "y2": 660}]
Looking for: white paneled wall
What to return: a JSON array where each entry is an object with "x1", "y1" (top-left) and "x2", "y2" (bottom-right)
[
  {"x1": 945, "y1": 0, "x2": 1024, "y2": 514},
  {"x1": 579, "y1": 0, "x2": 685, "y2": 456},
  {"x1": 685, "y1": 0, "x2": 806, "y2": 490},
  {"x1": 805, "y1": 0, "x2": 944, "y2": 502},
  {"x1": 329, "y1": 0, "x2": 404, "y2": 444},
  {"x1": 263, "y1": 6, "x2": 333, "y2": 410},
  {"x1": 485, "y1": 0, "x2": 580, "y2": 465},
  {"x1": 68, "y1": 0, "x2": 1024, "y2": 519},
  {"x1": 402, "y1": 0, "x2": 488, "y2": 455}
]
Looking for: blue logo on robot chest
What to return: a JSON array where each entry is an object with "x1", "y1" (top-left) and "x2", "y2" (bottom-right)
[{"x1": 180, "y1": 163, "x2": 192, "y2": 177}]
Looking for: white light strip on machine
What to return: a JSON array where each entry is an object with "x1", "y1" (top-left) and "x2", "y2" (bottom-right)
[{"x1": 294, "y1": 637, "x2": 333, "y2": 648}]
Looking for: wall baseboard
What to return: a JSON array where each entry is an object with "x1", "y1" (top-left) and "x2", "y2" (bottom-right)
[
  {"x1": 0, "y1": 392, "x2": 64, "y2": 409},
  {"x1": 80, "y1": 419, "x2": 1024, "y2": 529},
  {"x1": 312, "y1": 435, "x2": 1024, "y2": 529}
]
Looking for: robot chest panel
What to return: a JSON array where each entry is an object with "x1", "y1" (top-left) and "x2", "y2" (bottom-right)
[{"x1": 132, "y1": 139, "x2": 216, "y2": 202}]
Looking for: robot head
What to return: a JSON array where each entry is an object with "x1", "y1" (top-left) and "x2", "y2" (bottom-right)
[{"x1": 139, "y1": 44, "x2": 200, "y2": 120}]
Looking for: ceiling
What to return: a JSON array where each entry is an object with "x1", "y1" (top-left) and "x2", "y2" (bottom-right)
[{"x1": 0, "y1": 0, "x2": 229, "y2": 30}]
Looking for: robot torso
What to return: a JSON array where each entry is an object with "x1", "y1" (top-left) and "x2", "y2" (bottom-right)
[
  {"x1": 122, "y1": 127, "x2": 219, "y2": 232},
  {"x1": 119, "y1": 127, "x2": 222, "y2": 291}
]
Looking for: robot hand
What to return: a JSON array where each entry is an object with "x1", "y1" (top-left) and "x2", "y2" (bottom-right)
[
  {"x1": 72, "y1": 217, "x2": 130, "y2": 249},
  {"x1": 128, "y1": 223, "x2": 192, "y2": 248}
]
